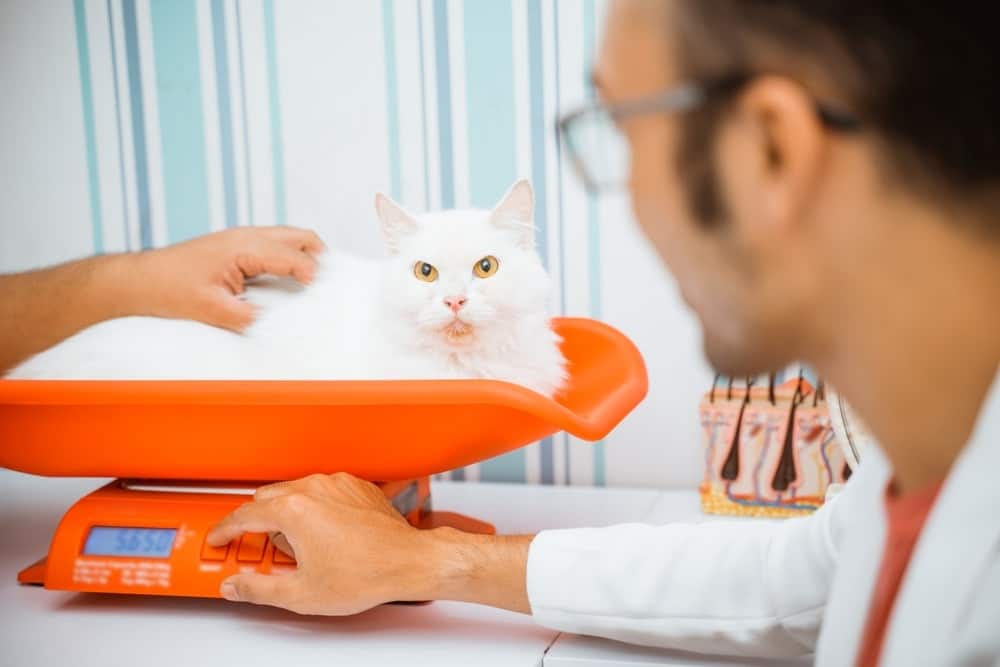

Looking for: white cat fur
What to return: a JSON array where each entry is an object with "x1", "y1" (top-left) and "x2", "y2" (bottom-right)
[{"x1": 8, "y1": 180, "x2": 568, "y2": 397}]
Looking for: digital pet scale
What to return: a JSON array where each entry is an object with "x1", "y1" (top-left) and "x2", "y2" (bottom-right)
[{"x1": 0, "y1": 318, "x2": 647, "y2": 600}]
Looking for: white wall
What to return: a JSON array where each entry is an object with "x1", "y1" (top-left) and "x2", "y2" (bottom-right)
[{"x1": 0, "y1": 0, "x2": 715, "y2": 488}]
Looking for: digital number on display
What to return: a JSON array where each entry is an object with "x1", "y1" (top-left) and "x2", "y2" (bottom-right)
[{"x1": 82, "y1": 526, "x2": 178, "y2": 558}]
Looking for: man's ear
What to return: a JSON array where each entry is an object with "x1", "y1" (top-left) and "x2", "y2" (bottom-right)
[
  {"x1": 374, "y1": 193, "x2": 419, "y2": 254},
  {"x1": 489, "y1": 179, "x2": 536, "y2": 250},
  {"x1": 733, "y1": 76, "x2": 828, "y2": 235}
]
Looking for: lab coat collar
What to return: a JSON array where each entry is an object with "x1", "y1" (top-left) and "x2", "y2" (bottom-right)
[
  {"x1": 880, "y1": 365, "x2": 1000, "y2": 666},
  {"x1": 815, "y1": 366, "x2": 1000, "y2": 667},
  {"x1": 815, "y1": 442, "x2": 891, "y2": 666}
]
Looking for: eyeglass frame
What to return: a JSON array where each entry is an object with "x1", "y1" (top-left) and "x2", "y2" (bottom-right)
[{"x1": 556, "y1": 73, "x2": 862, "y2": 194}]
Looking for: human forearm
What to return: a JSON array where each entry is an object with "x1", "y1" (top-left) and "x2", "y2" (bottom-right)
[
  {"x1": 207, "y1": 469, "x2": 829, "y2": 651},
  {"x1": 0, "y1": 253, "x2": 140, "y2": 373},
  {"x1": 413, "y1": 528, "x2": 533, "y2": 613}
]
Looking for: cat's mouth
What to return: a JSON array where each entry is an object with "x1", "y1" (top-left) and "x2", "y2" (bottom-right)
[{"x1": 442, "y1": 318, "x2": 475, "y2": 342}]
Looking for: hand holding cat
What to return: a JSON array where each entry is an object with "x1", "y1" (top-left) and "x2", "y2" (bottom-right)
[
  {"x1": 131, "y1": 226, "x2": 325, "y2": 331},
  {"x1": 0, "y1": 226, "x2": 324, "y2": 374}
]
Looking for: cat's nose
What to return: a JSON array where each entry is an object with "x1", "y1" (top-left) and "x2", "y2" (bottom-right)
[{"x1": 444, "y1": 296, "x2": 467, "y2": 313}]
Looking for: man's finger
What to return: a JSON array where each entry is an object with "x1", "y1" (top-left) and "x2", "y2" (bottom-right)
[
  {"x1": 237, "y1": 245, "x2": 317, "y2": 284},
  {"x1": 254, "y1": 480, "x2": 297, "y2": 501},
  {"x1": 269, "y1": 531, "x2": 294, "y2": 558},
  {"x1": 255, "y1": 472, "x2": 335, "y2": 501},
  {"x1": 205, "y1": 500, "x2": 286, "y2": 547},
  {"x1": 220, "y1": 571, "x2": 301, "y2": 608},
  {"x1": 221, "y1": 265, "x2": 247, "y2": 295},
  {"x1": 258, "y1": 226, "x2": 326, "y2": 255},
  {"x1": 211, "y1": 292, "x2": 256, "y2": 332}
]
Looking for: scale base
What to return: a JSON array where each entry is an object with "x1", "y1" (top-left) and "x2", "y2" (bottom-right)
[
  {"x1": 18, "y1": 558, "x2": 47, "y2": 586},
  {"x1": 20, "y1": 478, "x2": 494, "y2": 598}
]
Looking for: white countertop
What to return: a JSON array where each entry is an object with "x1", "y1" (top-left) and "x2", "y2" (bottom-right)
[{"x1": 0, "y1": 470, "x2": 810, "y2": 666}]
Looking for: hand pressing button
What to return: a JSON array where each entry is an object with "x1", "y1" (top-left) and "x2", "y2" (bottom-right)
[
  {"x1": 236, "y1": 533, "x2": 268, "y2": 562},
  {"x1": 200, "y1": 539, "x2": 229, "y2": 562}
]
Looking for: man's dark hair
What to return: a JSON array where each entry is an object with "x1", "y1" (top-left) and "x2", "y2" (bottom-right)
[{"x1": 674, "y1": 1, "x2": 1000, "y2": 230}]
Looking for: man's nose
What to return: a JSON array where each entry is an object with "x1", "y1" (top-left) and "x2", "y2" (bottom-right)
[{"x1": 443, "y1": 296, "x2": 467, "y2": 313}]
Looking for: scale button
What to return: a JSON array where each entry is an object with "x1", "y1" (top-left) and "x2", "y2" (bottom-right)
[
  {"x1": 273, "y1": 547, "x2": 296, "y2": 565},
  {"x1": 237, "y1": 533, "x2": 268, "y2": 562},
  {"x1": 200, "y1": 540, "x2": 229, "y2": 561}
]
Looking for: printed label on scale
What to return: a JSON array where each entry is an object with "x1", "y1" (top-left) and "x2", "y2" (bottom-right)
[{"x1": 72, "y1": 558, "x2": 172, "y2": 588}]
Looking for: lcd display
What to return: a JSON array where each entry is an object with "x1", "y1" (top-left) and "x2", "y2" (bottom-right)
[{"x1": 82, "y1": 526, "x2": 177, "y2": 558}]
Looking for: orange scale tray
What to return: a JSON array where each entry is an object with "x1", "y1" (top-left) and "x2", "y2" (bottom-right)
[{"x1": 0, "y1": 317, "x2": 647, "y2": 482}]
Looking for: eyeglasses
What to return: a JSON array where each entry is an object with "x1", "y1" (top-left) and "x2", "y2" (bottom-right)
[{"x1": 556, "y1": 73, "x2": 862, "y2": 194}]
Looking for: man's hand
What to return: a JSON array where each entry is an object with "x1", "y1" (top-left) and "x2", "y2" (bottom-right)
[
  {"x1": 206, "y1": 473, "x2": 534, "y2": 615},
  {"x1": 207, "y1": 473, "x2": 431, "y2": 614},
  {"x1": 130, "y1": 226, "x2": 325, "y2": 331},
  {"x1": 0, "y1": 226, "x2": 324, "y2": 373}
]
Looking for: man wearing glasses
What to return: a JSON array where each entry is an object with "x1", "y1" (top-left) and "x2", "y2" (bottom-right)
[{"x1": 207, "y1": 2, "x2": 1000, "y2": 665}]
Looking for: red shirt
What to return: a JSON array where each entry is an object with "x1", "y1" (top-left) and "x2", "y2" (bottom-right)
[{"x1": 856, "y1": 480, "x2": 944, "y2": 667}]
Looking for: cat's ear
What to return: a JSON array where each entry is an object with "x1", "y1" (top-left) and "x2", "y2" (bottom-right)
[
  {"x1": 489, "y1": 179, "x2": 535, "y2": 250},
  {"x1": 375, "y1": 193, "x2": 419, "y2": 255}
]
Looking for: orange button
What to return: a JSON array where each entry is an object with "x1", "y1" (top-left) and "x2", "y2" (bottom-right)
[
  {"x1": 236, "y1": 533, "x2": 268, "y2": 562},
  {"x1": 272, "y1": 547, "x2": 296, "y2": 565},
  {"x1": 200, "y1": 540, "x2": 229, "y2": 561}
]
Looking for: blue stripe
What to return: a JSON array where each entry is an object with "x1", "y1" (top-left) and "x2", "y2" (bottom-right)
[
  {"x1": 149, "y1": 0, "x2": 211, "y2": 243},
  {"x1": 121, "y1": 0, "x2": 153, "y2": 249},
  {"x1": 417, "y1": 0, "x2": 431, "y2": 209},
  {"x1": 381, "y1": 0, "x2": 403, "y2": 201},
  {"x1": 211, "y1": 0, "x2": 238, "y2": 229},
  {"x1": 588, "y1": 188, "x2": 606, "y2": 486},
  {"x1": 462, "y1": 1, "x2": 517, "y2": 209},
  {"x1": 527, "y1": 0, "x2": 555, "y2": 485},
  {"x1": 551, "y1": 0, "x2": 572, "y2": 484},
  {"x1": 106, "y1": 0, "x2": 132, "y2": 250},
  {"x1": 262, "y1": 0, "x2": 287, "y2": 226},
  {"x1": 526, "y1": 1, "x2": 549, "y2": 270},
  {"x1": 235, "y1": 2, "x2": 254, "y2": 226},
  {"x1": 433, "y1": 0, "x2": 454, "y2": 209},
  {"x1": 583, "y1": 0, "x2": 605, "y2": 486},
  {"x1": 464, "y1": 1, "x2": 525, "y2": 484},
  {"x1": 552, "y1": 0, "x2": 566, "y2": 317},
  {"x1": 73, "y1": 0, "x2": 104, "y2": 255}
]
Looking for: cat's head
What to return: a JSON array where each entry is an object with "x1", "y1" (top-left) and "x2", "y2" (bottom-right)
[{"x1": 373, "y1": 179, "x2": 551, "y2": 350}]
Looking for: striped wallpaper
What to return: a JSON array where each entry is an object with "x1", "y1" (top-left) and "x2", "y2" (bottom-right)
[{"x1": 0, "y1": 1, "x2": 717, "y2": 489}]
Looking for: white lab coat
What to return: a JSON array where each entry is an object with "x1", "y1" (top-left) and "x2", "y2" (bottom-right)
[{"x1": 527, "y1": 368, "x2": 1000, "y2": 666}]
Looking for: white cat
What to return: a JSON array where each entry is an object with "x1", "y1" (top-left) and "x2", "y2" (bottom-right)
[{"x1": 8, "y1": 180, "x2": 568, "y2": 397}]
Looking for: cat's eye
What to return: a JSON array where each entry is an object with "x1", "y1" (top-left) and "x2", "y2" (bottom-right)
[
  {"x1": 473, "y1": 255, "x2": 499, "y2": 278},
  {"x1": 413, "y1": 261, "x2": 439, "y2": 282}
]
